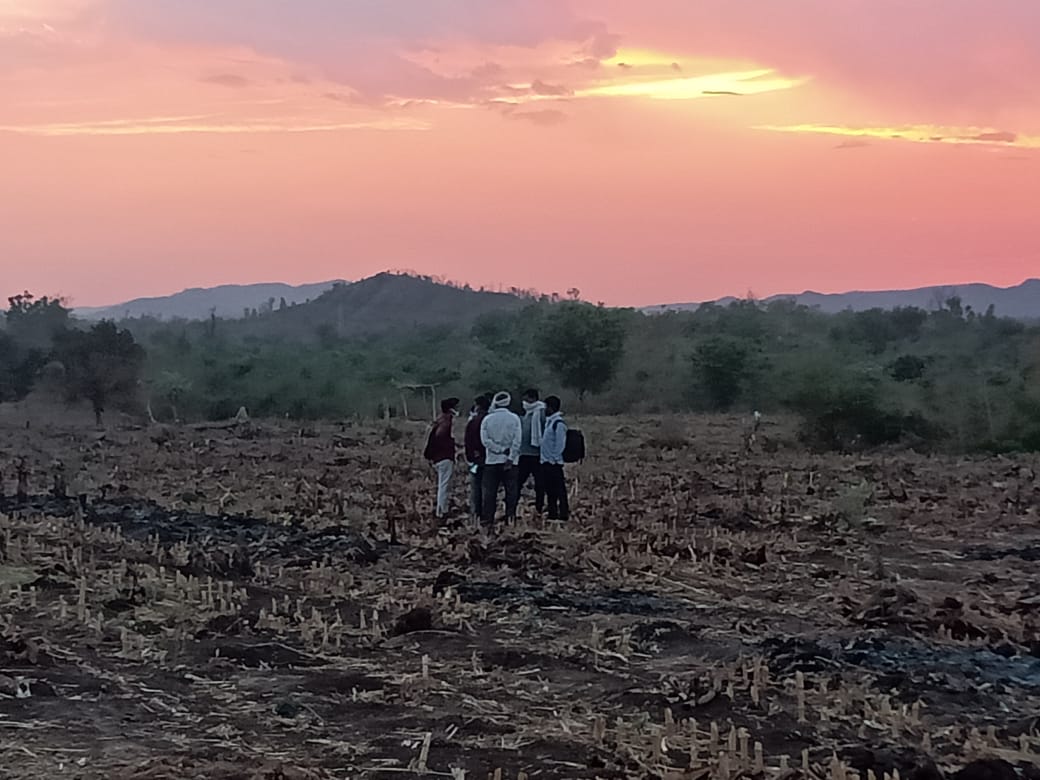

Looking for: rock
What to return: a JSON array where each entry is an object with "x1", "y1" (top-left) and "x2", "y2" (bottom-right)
[
  {"x1": 273, "y1": 699, "x2": 302, "y2": 719},
  {"x1": 952, "y1": 759, "x2": 1018, "y2": 780},
  {"x1": 391, "y1": 606, "x2": 433, "y2": 637}
]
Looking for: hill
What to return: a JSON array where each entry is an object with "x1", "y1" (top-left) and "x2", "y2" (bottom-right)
[
  {"x1": 74, "y1": 280, "x2": 345, "y2": 321},
  {"x1": 212, "y1": 272, "x2": 528, "y2": 341},
  {"x1": 644, "y1": 278, "x2": 1040, "y2": 319}
]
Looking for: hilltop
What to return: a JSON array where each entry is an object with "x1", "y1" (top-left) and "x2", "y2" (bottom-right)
[
  {"x1": 209, "y1": 272, "x2": 528, "y2": 341},
  {"x1": 644, "y1": 278, "x2": 1040, "y2": 319}
]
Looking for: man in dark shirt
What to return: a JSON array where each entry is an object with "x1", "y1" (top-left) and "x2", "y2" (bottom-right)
[
  {"x1": 464, "y1": 395, "x2": 491, "y2": 522},
  {"x1": 424, "y1": 397, "x2": 460, "y2": 519}
]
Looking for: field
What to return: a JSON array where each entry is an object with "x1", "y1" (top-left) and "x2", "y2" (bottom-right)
[{"x1": 1, "y1": 413, "x2": 1039, "y2": 780}]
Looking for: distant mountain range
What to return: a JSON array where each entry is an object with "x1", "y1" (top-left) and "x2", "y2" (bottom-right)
[
  {"x1": 74, "y1": 280, "x2": 346, "y2": 321},
  {"x1": 642, "y1": 279, "x2": 1040, "y2": 320},
  {"x1": 73, "y1": 275, "x2": 1039, "y2": 324}
]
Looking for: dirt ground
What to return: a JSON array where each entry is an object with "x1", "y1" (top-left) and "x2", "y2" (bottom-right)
[{"x1": 0, "y1": 413, "x2": 1039, "y2": 780}]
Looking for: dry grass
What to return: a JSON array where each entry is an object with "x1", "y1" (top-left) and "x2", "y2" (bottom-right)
[{"x1": 0, "y1": 414, "x2": 1038, "y2": 779}]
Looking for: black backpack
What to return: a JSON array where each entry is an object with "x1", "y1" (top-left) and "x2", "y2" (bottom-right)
[
  {"x1": 422, "y1": 421, "x2": 437, "y2": 461},
  {"x1": 554, "y1": 420, "x2": 585, "y2": 463}
]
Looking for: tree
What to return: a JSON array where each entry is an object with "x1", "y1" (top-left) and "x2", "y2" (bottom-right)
[
  {"x1": 5, "y1": 292, "x2": 69, "y2": 349},
  {"x1": 53, "y1": 321, "x2": 145, "y2": 426},
  {"x1": 536, "y1": 303, "x2": 627, "y2": 400},
  {"x1": 155, "y1": 370, "x2": 191, "y2": 421},
  {"x1": 0, "y1": 332, "x2": 47, "y2": 402},
  {"x1": 693, "y1": 337, "x2": 751, "y2": 410}
]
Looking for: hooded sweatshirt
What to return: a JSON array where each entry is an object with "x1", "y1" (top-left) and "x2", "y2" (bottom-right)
[
  {"x1": 540, "y1": 411, "x2": 567, "y2": 465},
  {"x1": 519, "y1": 400, "x2": 546, "y2": 457},
  {"x1": 481, "y1": 393, "x2": 522, "y2": 466}
]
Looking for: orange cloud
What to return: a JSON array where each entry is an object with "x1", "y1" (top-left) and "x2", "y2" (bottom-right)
[{"x1": 760, "y1": 123, "x2": 1040, "y2": 149}]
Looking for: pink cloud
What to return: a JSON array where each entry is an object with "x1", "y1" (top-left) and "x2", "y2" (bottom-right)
[{"x1": 581, "y1": 0, "x2": 1040, "y2": 119}]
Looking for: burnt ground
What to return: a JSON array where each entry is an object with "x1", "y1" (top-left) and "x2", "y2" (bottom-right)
[{"x1": 0, "y1": 414, "x2": 1039, "y2": 779}]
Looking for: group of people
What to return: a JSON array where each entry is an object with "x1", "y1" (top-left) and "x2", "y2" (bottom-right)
[{"x1": 424, "y1": 389, "x2": 570, "y2": 526}]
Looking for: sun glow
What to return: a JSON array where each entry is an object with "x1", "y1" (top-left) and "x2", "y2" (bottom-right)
[{"x1": 582, "y1": 69, "x2": 806, "y2": 100}]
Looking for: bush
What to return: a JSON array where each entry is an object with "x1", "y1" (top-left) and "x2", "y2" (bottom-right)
[
  {"x1": 789, "y1": 370, "x2": 940, "y2": 451},
  {"x1": 888, "y1": 355, "x2": 927, "y2": 382},
  {"x1": 692, "y1": 337, "x2": 753, "y2": 411}
]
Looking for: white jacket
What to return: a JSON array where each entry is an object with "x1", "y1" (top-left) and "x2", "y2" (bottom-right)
[{"x1": 480, "y1": 407, "x2": 522, "y2": 466}]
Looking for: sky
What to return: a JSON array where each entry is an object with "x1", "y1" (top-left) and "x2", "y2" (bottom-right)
[{"x1": 1, "y1": 0, "x2": 1039, "y2": 307}]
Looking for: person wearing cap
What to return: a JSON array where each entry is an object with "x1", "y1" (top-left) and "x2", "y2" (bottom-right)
[
  {"x1": 479, "y1": 391, "x2": 522, "y2": 527},
  {"x1": 424, "y1": 397, "x2": 460, "y2": 519}
]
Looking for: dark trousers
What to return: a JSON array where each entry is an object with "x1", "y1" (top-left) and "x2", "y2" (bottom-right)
[
  {"x1": 481, "y1": 464, "x2": 519, "y2": 525},
  {"x1": 517, "y1": 455, "x2": 545, "y2": 512},
  {"x1": 543, "y1": 464, "x2": 569, "y2": 521},
  {"x1": 469, "y1": 466, "x2": 483, "y2": 518}
]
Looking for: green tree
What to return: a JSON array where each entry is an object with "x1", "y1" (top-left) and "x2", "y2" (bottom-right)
[
  {"x1": 693, "y1": 337, "x2": 752, "y2": 410},
  {"x1": 536, "y1": 303, "x2": 628, "y2": 399},
  {"x1": 155, "y1": 370, "x2": 192, "y2": 421},
  {"x1": 0, "y1": 332, "x2": 47, "y2": 402},
  {"x1": 53, "y1": 321, "x2": 145, "y2": 426},
  {"x1": 5, "y1": 292, "x2": 69, "y2": 349}
]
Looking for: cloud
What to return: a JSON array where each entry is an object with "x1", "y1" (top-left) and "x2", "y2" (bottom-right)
[
  {"x1": 506, "y1": 109, "x2": 568, "y2": 126},
  {"x1": 760, "y1": 123, "x2": 1040, "y2": 149},
  {"x1": 583, "y1": 0, "x2": 1040, "y2": 115},
  {"x1": 201, "y1": 73, "x2": 252, "y2": 88},
  {"x1": 835, "y1": 139, "x2": 871, "y2": 150},
  {"x1": 973, "y1": 131, "x2": 1017, "y2": 144},
  {"x1": 0, "y1": 114, "x2": 430, "y2": 136},
  {"x1": 580, "y1": 69, "x2": 804, "y2": 100},
  {"x1": 530, "y1": 79, "x2": 571, "y2": 96}
]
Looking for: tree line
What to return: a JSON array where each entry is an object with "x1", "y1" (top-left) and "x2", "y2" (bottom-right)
[{"x1": 2, "y1": 290, "x2": 1039, "y2": 452}]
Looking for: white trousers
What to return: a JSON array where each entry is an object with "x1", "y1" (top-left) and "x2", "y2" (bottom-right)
[{"x1": 434, "y1": 460, "x2": 454, "y2": 517}]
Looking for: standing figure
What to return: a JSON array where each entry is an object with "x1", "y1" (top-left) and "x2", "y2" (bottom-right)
[
  {"x1": 464, "y1": 395, "x2": 491, "y2": 522},
  {"x1": 480, "y1": 391, "x2": 522, "y2": 528},
  {"x1": 540, "y1": 396, "x2": 570, "y2": 522},
  {"x1": 517, "y1": 389, "x2": 547, "y2": 515},
  {"x1": 424, "y1": 398, "x2": 460, "y2": 520}
]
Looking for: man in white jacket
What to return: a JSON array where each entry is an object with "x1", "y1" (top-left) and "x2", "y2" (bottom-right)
[{"x1": 480, "y1": 391, "x2": 522, "y2": 527}]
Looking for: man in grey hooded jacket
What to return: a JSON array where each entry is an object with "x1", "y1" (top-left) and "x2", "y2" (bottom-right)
[{"x1": 517, "y1": 388, "x2": 546, "y2": 514}]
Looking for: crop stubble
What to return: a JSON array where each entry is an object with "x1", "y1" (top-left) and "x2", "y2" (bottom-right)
[{"x1": 0, "y1": 415, "x2": 1038, "y2": 779}]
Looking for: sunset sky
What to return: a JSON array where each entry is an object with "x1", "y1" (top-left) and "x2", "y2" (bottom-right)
[{"x1": 2, "y1": 0, "x2": 1038, "y2": 307}]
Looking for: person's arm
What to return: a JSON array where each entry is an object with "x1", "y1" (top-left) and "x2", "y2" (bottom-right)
[
  {"x1": 480, "y1": 416, "x2": 492, "y2": 450},
  {"x1": 553, "y1": 420, "x2": 568, "y2": 462},
  {"x1": 509, "y1": 417, "x2": 523, "y2": 464},
  {"x1": 531, "y1": 407, "x2": 544, "y2": 447},
  {"x1": 465, "y1": 420, "x2": 481, "y2": 463},
  {"x1": 431, "y1": 415, "x2": 450, "y2": 443}
]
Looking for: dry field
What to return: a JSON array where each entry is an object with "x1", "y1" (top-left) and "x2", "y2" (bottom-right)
[{"x1": 1, "y1": 413, "x2": 1039, "y2": 780}]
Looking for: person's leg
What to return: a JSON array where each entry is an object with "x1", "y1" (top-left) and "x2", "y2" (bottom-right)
[
  {"x1": 504, "y1": 465, "x2": 520, "y2": 521},
  {"x1": 481, "y1": 465, "x2": 500, "y2": 526},
  {"x1": 516, "y1": 455, "x2": 534, "y2": 498},
  {"x1": 532, "y1": 461, "x2": 546, "y2": 514},
  {"x1": 436, "y1": 460, "x2": 453, "y2": 517},
  {"x1": 470, "y1": 466, "x2": 483, "y2": 519},
  {"x1": 557, "y1": 465, "x2": 570, "y2": 521},
  {"x1": 545, "y1": 464, "x2": 560, "y2": 520}
]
